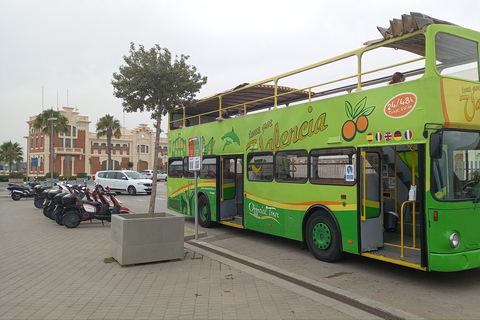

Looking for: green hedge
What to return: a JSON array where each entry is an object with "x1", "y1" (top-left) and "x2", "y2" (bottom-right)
[
  {"x1": 8, "y1": 172, "x2": 25, "y2": 179},
  {"x1": 44, "y1": 172, "x2": 60, "y2": 178}
]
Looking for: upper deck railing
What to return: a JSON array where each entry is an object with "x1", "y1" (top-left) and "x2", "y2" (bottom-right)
[{"x1": 169, "y1": 12, "x2": 465, "y2": 130}]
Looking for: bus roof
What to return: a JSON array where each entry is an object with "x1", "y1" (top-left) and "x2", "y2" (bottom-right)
[
  {"x1": 185, "y1": 83, "x2": 311, "y2": 117},
  {"x1": 364, "y1": 12, "x2": 458, "y2": 62}
]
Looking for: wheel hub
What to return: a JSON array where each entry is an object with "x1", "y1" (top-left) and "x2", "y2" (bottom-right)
[
  {"x1": 312, "y1": 222, "x2": 331, "y2": 250},
  {"x1": 200, "y1": 204, "x2": 207, "y2": 220}
]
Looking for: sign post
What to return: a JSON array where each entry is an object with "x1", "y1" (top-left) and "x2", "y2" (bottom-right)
[{"x1": 188, "y1": 137, "x2": 203, "y2": 240}]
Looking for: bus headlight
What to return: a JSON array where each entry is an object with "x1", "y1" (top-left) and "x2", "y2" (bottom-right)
[{"x1": 449, "y1": 232, "x2": 460, "y2": 248}]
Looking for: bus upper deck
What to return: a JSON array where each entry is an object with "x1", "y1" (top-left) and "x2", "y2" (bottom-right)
[
  {"x1": 169, "y1": 12, "x2": 480, "y2": 130},
  {"x1": 167, "y1": 13, "x2": 480, "y2": 271}
]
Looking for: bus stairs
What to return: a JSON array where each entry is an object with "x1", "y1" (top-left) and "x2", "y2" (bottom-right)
[
  {"x1": 368, "y1": 145, "x2": 423, "y2": 268},
  {"x1": 364, "y1": 205, "x2": 423, "y2": 269},
  {"x1": 219, "y1": 215, "x2": 244, "y2": 228}
]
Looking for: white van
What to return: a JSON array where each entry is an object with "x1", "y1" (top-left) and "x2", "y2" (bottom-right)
[{"x1": 94, "y1": 170, "x2": 152, "y2": 195}]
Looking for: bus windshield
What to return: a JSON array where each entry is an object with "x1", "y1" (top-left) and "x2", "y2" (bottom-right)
[{"x1": 432, "y1": 131, "x2": 480, "y2": 200}]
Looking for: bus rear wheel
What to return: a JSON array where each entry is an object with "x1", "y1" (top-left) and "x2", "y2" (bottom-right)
[
  {"x1": 305, "y1": 211, "x2": 344, "y2": 262},
  {"x1": 198, "y1": 194, "x2": 215, "y2": 228}
]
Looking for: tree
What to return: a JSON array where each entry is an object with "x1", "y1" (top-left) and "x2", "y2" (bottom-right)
[
  {"x1": 0, "y1": 141, "x2": 23, "y2": 173},
  {"x1": 112, "y1": 42, "x2": 207, "y2": 215},
  {"x1": 32, "y1": 109, "x2": 69, "y2": 177},
  {"x1": 96, "y1": 114, "x2": 122, "y2": 170}
]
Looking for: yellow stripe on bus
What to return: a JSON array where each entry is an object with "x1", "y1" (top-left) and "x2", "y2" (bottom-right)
[
  {"x1": 245, "y1": 192, "x2": 357, "y2": 212},
  {"x1": 170, "y1": 180, "x2": 216, "y2": 198}
]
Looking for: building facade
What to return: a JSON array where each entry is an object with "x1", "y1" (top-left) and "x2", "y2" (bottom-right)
[{"x1": 26, "y1": 107, "x2": 167, "y2": 178}]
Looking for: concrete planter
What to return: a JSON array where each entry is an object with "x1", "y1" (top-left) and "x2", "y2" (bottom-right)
[
  {"x1": 8, "y1": 178, "x2": 24, "y2": 183},
  {"x1": 111, "y1": 213, "x2": 185, "y2": 266}
]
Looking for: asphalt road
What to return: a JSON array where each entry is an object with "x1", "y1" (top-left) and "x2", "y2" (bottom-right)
[{"x1": 2, "y1": 181, "x2": 480, "y2": 319}]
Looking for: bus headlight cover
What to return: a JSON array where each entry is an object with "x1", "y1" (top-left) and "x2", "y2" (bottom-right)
[{"x1": 450, "y1": 233, "x2": 460, "y2": 248}]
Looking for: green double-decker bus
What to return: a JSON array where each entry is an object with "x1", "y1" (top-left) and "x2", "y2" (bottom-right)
[{"x1": 167, "y1": 13, "x2": 480, "y2": 271}]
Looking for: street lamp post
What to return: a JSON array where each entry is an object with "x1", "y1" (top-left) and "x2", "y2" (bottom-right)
[
  {"x1": 137, "y1": 144, "x2": 140, "y2": 172},
  {"x1": 23, "y1": 135, "x2": 33, "y2": 179},
  {"x1": 48, "y1": 117, "x2": 57, "y2": 184}
]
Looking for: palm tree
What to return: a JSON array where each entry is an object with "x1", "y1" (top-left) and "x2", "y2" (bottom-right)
[
  {"x1": 0, "y1": 141, "x2": 23, "y2": 173},
  {"x1": 96, "y1": 114, "x2": 122, "y2": 170},
  {"x1": 32, "y1": 109, "x2": 68, "y2": 177}
]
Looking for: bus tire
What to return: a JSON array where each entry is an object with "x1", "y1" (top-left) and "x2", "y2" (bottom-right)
[
  {"x1": 305, "y1": 211, "x2": 344, "y2": 262},
  {"x1": 198, "y1": 194, "x2": 215, "y2": 228}
]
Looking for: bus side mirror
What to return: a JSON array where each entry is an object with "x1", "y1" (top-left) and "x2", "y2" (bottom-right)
[{"x1": 430, "y1": 132, "x2": 443, "y2": 159}]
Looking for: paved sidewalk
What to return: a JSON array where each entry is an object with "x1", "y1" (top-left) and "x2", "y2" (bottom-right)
[{"x1": 0, "y1": 197, "x2": 414, "y2": 319}]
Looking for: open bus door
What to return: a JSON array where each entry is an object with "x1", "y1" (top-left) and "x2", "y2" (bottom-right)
[
  {"x1": 218, "y1": 155, "x2": 244, "y2": 228},
  {"x1": 359, "y1": 145, "x2": 426, "y2": 270},
  {"x1": 359, "y1": 149, "x2": 384, "y2": 252}
]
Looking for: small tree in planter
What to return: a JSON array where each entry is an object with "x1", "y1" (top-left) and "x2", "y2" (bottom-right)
[
  {"x1": 109, "y1": 43, "x2": 206, "y2": 265},
  {"x1": 112, "y1": 42, "x2": 207, "y2": 216}
]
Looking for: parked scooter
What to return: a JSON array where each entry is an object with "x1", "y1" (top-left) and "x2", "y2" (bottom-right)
[
  {"x1": 33, "y1": 184, "x2": 53, "y2": 209},
  {"x1": 42, "y1": 184, "x2": 68, "y2": 219},
  {"x1": 7, "y1": 181, "x2": 40, "y2": 201},
  {"x1": 62, "y1": 185, "x2": 129, "y2": 228},
  {"x1": 50, "y1": 192, "x2": 71, "y2": 221},
  {"x1": 54, "y1": 185, "x2": 94, "y2": 225}
]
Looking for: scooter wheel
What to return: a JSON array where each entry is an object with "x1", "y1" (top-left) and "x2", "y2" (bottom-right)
[
  {"x1": 11, "y1": 193, "x2": 21, "y2": 201},
  {"x1": 34, "y1": 197, "x2": 44, "y2": 209},
  {"x1": 50, "y1": 209, "x2": 59, "y2": 221},
  {"x1": 43, "y1": 206, "x2": 50, "y2": 218},
  {"x1": 55, "y1": 212, "x2": 65, "y2": 226},
  {"x1": 63, "y1": 212, "x2": 81, "y2": 228}
]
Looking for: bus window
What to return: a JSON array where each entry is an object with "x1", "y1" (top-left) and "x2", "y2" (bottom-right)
[
  {"x1": 200, "y1": 157, "x2": 216, "y2": 179},
  {"x1": 275, "y1": 150, "x2": 308, "y2": 183},
  {"x1": 183, "y1": 157, "x2": 194, "y2": 178},
  {"x1": 310, "y1": 147, "x2": 356, "y2": 185},
  {"x1": 436, "y1": 33, "x2": 479, "y2": 82},
  {"x1": 168, "y1": 158, "x2": 183, "y2": 178},
  {"x1": 247, "y1": 152, "x2": 273, "y2": 182},
  {"x1": 432, "y1": 131, "x2": 480, "y2": 200}
]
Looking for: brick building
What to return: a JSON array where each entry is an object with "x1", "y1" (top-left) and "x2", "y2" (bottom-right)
[{"x1": 26, "y1": 107, "x2": 167, "y2": 178}]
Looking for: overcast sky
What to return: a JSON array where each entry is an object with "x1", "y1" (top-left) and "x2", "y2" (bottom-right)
[{"x1": 1, "y1": 0, "x2": 479, "y2": 153}]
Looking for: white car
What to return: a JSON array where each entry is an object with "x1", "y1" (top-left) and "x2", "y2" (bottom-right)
[
  {"x1": 142, "y1": 170, "x2": 167, "y2": 181},
  {"x1": 94, "y1": 170, "x2": 152, "y2": 195}
]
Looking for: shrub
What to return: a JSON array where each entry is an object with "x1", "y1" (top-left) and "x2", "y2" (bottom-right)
[
  {"x1": 0, "y1": 175, "x2": 8, "y2": 182},
  {"x1": 77, "y1": 172, "x2": 88, "y2": 178},
  {"x1": 9, "y1": 172, "x2": 25, "y2": 179},
  {"x1": 45, "y1": 172, "x2": 60, "y2": 178}
]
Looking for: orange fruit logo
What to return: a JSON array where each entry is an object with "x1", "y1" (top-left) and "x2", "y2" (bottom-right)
[
  {"x1": 384, "y1": 93, "x2": 417, "y2": 118},
  {"x1": 341, "y1": 97, "x2": 375, "y2": 141}
]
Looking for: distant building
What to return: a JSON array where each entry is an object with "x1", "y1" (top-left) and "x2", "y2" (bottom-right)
[{"x1": 26, "y1": 107, "x2": 168, "y2": 177}]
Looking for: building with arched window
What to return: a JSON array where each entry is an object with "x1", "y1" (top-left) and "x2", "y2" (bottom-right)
[{"x1": 26, "y1": 107, "x2": 168, "y2": 178}]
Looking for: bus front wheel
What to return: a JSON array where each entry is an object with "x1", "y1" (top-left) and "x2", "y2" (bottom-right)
[
  {"x1": 198, "y1": 194, "x2": 215, "y2": 228},
  {"x1": 305, "y1": 211, "x2": 344, "y2": 262}
]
